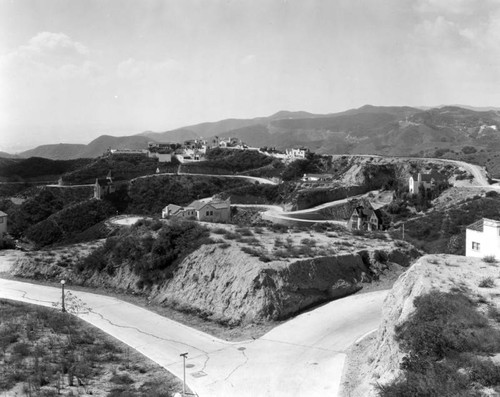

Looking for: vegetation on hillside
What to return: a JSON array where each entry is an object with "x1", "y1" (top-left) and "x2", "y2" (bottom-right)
[
  {"x1": 77, "y1": 218, "x2": 212, "y2": 287},
  {"x1": 7, "y1": 187, "x2": 94, "y2": 237},
  {"x1": 0, "y1": 157, "x2": 91, "y2": 182},
  {"x1": 392, "y1": 193, "x2": 500, "y2": 254},
  {"x1": 62, "y1": 155, "x2": 177, "y2": 184},
  {"x1": 25, "y1": 199, "x2": 116, "y2": 247},
  {"x1": 180, "y1": 148, "x2": 274, "y2": 174},
  {"x1": 127, "y1": 175, "x2": 250, "y2": 214},
  {"x1": 281, "y1": 153, "x2": 332, "y2": 181},
  {"x1": 378, "y1": 290, "x2": 500, "y2": 396},
  {"x1": 0, "y1": 299, "x2": 179, "y2": 396},
  {"x1": 218, "y1": 183, "x2": 282, "y2": 204}
]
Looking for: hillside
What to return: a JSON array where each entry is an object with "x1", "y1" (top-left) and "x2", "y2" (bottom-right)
[
  {"x1": 0, "y1": 157, "x2": 91, "y2": 182},
  {"x1": 10, "y1": 219, "x2": 420, "y2": 325},
  {"x1": 20, "y1": 143, "x2": 87, "y2": 160},
  {"x1": 342, "y1": 254, "x2": 500, "y2": 396},
  {"x1": 19, "y1": 135, "x2": 152, "y2": 160},
  {"x1": 12, "y1": 106, "x2": 500, "y2": 177}
]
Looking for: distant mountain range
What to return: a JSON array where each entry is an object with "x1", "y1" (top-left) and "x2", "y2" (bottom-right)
[{"x1": 7, "y1": 105, "x2": 500, "y2": 160}]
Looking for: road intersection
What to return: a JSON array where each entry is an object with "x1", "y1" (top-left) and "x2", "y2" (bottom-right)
[{"x1": 0, "y1": 278, "x2": 386, "y2": 397}]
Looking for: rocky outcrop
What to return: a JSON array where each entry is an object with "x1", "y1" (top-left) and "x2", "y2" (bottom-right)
[
  {"x1": 11, "y1": 243, "x2": 420, "y2": 326},
  {"x1": 353, "y1": 254, "x2": 500, "y2": 396}
]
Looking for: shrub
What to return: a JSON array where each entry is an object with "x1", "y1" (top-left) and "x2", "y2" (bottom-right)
[
  {"x1": 479, "y1": 277, "x2": 495, "y2": 288},
  {"x1": 0, "y1": 236, "x2": 15, "y2": 250},
  {"x1": 110, "y1": 373, "x2": 134, "y2": 385},
  {"x1": 483, "y1": 255, "x2": 497, "y2": 264},
  {"x1": 78, "y1": 219, "x2": 211, "y2": 286},
  {"x1": 300, "y1": 238, "x2": 317, "y2": 247},
  {"x1": 212, "y1": 227, "x2": 227, "y2": 234},
  {"x1": 379, "y1": 290, "x2": 500, "y2": 396},
  {"x1": 236, "y1": 227, "x2": 254, "y2": 236}
]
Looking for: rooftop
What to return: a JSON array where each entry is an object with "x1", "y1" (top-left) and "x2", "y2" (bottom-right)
[{"x1": 466, "y1": 218, "x2": 500, "y2": 232}]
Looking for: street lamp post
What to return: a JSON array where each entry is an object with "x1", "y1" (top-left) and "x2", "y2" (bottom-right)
[
  {"x1": 180, "y1": 352, "x2": 188, "y2": 396},
  {"x1": 60, "y1": 280, "x2": 66, "y2": 313}
]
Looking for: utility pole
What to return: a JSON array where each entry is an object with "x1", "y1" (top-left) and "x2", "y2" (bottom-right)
[
  {"x1": 60, "y1": 280, "x2": 66, "y2": 313},
  {"x1": 180, "y1": 352, "x2": 188, "y2": 396},
  {"x1": 402, "y1": 223, "x2": 405, "y2": 240}
]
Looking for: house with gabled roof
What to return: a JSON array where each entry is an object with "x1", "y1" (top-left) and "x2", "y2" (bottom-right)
[
  {"x1": 162, "y1": 199, "x2": 231, "y2": 223},
  {"x1": 94, "y1": 171, "x2": 115, "y2": 200},
  {"x1": 409, "y1": 172, "x2": 444, "y2": 195},
  {"x1": 347, "y1": 205, "x2": 383, "y2": 231},
  {"x1": 466, "y1": 218, "x2": 500, "y2": 259}
]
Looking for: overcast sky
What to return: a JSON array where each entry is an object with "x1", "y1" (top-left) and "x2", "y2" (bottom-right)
[{"x1": 1, "y1": 0, "x2": 500, "y2": 152}]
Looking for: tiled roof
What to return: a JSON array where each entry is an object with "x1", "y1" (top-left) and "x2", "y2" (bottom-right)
[
  {"x1": 0, "y1": 210, "x2": 7, "y2": 217},
  {"x1": 467, "y1": 219, "x2": 484, "y2": 232},
  {"x1": 188, "y1": 200, "x2": 206, "y2": 210},
  {"x1": 211, "y1": 202, "x2": 230, "y2": 209},
  {"x1": 167, "y1": 204, "x2": 182, "y2": 214}
]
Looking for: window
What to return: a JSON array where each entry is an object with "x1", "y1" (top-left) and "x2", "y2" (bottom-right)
[
  {"x1": 0, "y1": 217, "x2": 3, "y2": 223},
  {"x1": 472, "y1": 242, "x2": 480, "y2": 251}
]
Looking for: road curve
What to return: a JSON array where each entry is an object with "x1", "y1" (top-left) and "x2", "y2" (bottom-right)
[
  {"x1": 131, "y1": 172, "x2": 277, "y2": 185},
  {"x1": 0, "y1": 277, "x2": 387, "y2": 397}
]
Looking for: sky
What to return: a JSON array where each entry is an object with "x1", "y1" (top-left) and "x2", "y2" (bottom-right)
[{"x1": 1, "y1": 0, "x2": 500, "y2": 152}]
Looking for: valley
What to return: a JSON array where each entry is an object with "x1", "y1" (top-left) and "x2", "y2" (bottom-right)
[{"x1": 1, "y1": 120, "x2": 500, "y2": 396}]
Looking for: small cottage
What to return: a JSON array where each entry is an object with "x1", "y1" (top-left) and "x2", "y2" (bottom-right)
[
  {"x1": 347, "y1": 205, "x2": 383, "y2": 231},
  {"x1": 162, "y1": 199, "x2": 231, "y2": 223},
  {"x1": 94, "y1": 171, "x2": 115, "y2": 200}
]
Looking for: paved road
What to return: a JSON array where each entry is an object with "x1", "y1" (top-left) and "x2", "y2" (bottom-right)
[
  {"x1": 131, "y1": 172, "x2": 277, "y2": 185},
  {"x1": 0, "y1": 278, "x2": 387, "y2": 397}
]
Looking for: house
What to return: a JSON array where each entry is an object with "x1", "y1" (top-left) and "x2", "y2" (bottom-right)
[
  {"x1": 301, "y1": 173, "x2": 334, "y2": 182},
  {"x1": 94, "y1": 171, "x2": 115, "y2": 200},
  {"x1": 347, "y1": 205, "x2": 383, "y2": 231},
  {"x1": 466, "y1": 218, "x2": 500, "y2": 259},
  {"x1": 409, "y1": 172, "x2": 443, "y2": 195},
  {"x1": 109, "y1": 149, "x2": 148, "y2": 156},
  {"x1": 0, "y1": 211, "x2": 7, "y2": 236},
  {"x1": 162, "y1": 199, "x2": 231, "y2": 223},
  {"x1": 286, "y1": 147, "x2": 308, "y2": 160},
  {"x1": 162, "y1": 204, "x2": 197, "y2": 219}
]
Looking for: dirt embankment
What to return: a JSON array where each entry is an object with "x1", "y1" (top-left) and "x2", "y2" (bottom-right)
[
  {"x1": 341, "y1": 254, "x2": 500, "y2": 397},
  {"x1": 11, "y1": 240, "x2": 419, "y2": 326}
]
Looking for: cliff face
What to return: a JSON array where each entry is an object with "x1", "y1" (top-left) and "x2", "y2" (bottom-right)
[
  {"x1": 11, "y1": 242, "x2": 419, "y2": 326},
  {"x1": 354, "y1": 254, "x2": 500, "y2": 396}
]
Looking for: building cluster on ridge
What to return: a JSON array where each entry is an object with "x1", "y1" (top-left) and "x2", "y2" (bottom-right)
[{"x1": 105, "y1": 139, "x2": 310, "y2": 164}]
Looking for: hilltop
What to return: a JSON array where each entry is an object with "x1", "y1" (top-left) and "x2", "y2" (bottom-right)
[{"x1": 7, "y1": 105, "x2": 500, "y2": 178}]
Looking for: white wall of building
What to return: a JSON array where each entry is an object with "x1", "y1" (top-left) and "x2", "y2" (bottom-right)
[{"x1": 466, "y1": 219, "x2": 500, "y2": 259}]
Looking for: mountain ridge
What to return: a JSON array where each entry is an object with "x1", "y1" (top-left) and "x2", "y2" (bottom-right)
[{"x1": 5, "y1": 105, "x2": 500, "y2": 163}]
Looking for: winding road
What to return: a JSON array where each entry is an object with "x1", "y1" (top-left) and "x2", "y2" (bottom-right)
[{"x1": 0, "y1": 277, "x2": 387, "y2": 397}]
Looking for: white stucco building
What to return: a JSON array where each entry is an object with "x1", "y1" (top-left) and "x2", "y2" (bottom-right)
[
  {"x1": 409, "y1": 173, "x2": 434, "y2": 195},
  {"x1": 466, "y1": 218, "x2": 500, "y2": 259}
]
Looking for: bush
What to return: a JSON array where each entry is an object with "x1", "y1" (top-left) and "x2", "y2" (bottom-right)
[
  {"x1": 379, "y1": 290, "x2": 500, "y2": 396},
  {"x1": 0, "y1": 236, "x2": 15, "y2": 250},
  {"x1": 479, "y1": 277, "x2": 495, "y2": 288},
  {"x1": 483, "y1": 255, "x2": 497, "y2": 264},
  {"x1": 78, "y1": 219, "x2": 212, "y2": 286},
  {"x1": 25, "y1": 199, "x2": 116, "y2": 247}
]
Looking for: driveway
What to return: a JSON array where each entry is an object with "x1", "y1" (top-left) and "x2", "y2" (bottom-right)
[{"x1": 0, "y1": 278, "x2": 386, "y2": 397}]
